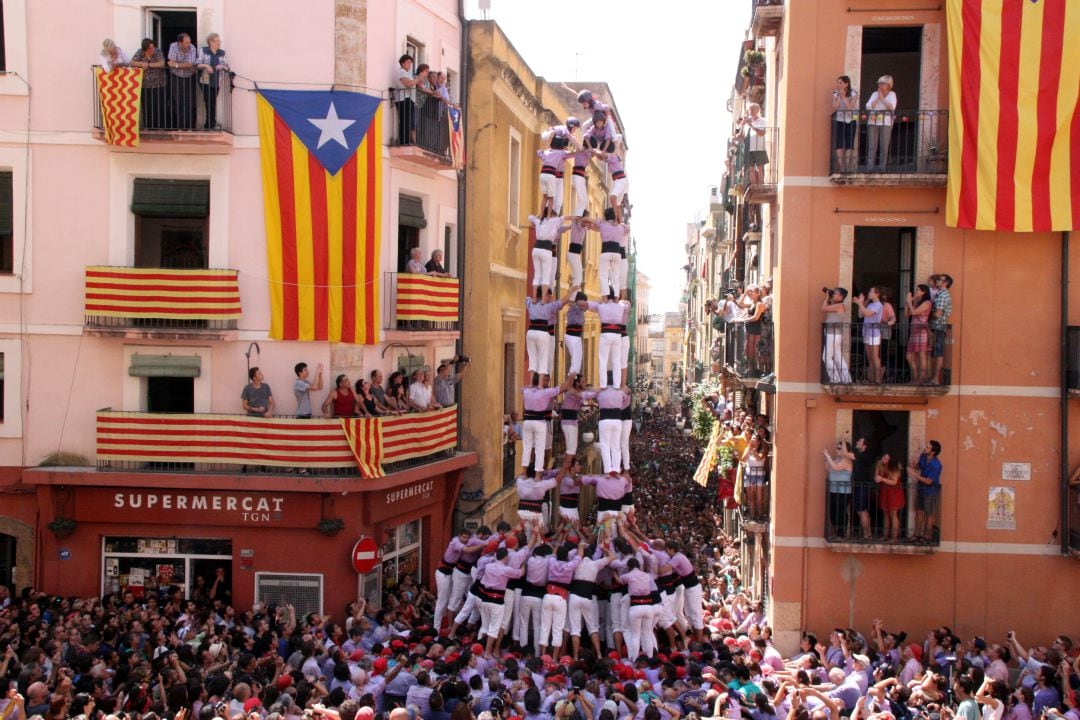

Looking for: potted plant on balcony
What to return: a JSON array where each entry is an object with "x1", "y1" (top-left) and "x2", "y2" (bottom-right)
[
  {"x1": 47, "y1": 517, "x2": 78, "y2": 538},
  {"x1": 317, "y1": 518, "x2": 345, "y2": 537}
]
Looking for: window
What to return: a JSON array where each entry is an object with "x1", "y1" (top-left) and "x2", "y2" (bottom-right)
[
  {"x1": 379, "y1": 519, "x2": 422, "y2": 591},
  {"x1": 147, "y1": 9, "x2": 197, "y2": 58},
  {"x1": 397, "y1": 194, "x2": 425, "y2": 272},
  {"x1": 128, "y1": 353, "x2": 200, "y2": 414},
  {"x1": 133, "y1": 179, "x2": 210, "y2": 269},
  {"x1": 255, "y1": 572, "x2": 323, "y2": 617},
  {"x1": 503, "y1": 343, "x2": 515, "y2": 413},
  {"x1": 404, "y1": 36, "x2": 425, "y2": 67},
  {"x1": 0, "y1": 339, "x2": 20, "y2": 437},
  {"x1": 443, "y1": 224, "x2": 454, "y2": 274},
  {"x1": 508, "y1": 129, "x2": 521, "y2": 226},
  {"x1": 0, "y1": 0, "x2": 30, "y2": 97},
  {"x1": 397, "y1": 352, "x2": 426, "y2": 381},
  {"x1": 102, "y1": 536, "x2": 232, "y2": 600},
  {"x1": 0, "y1": 170, "x2": 10, "y2": 274}
]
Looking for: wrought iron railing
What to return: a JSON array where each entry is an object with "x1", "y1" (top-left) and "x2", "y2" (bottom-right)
[
  {"x1": 733, "y1": 126, "x2": 779, "y2": 188},
  {"x1": 820, "y1": 321, "x2": 953, "y2": 387},
  {"x1": 828, "y1": 109, "x2": 948, "y2": 175},
  {"x1": 84, "y1": 266, "x2": 240, "y2": 331},
  {"x1": 741, "y1": 463, "x2": 771, "y2": 524},
  {"x1": 384, "y1": 272, "x2": 461, "y2": 331},
  {"x1": 825, "y1": 477, "x2": 939, "y2": 548},
  {"x1": 388, "y1": 88, "x2": 453, "y2": 163},
  {"x1": 91, "y1": 65, "x2": 234, "y2": 133},
  {"x1": 724, "y1": 321, "x2": 774, "y2": 378}
]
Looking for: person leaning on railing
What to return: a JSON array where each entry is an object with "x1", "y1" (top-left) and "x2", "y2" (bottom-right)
[
  {"x1": 196, "y1": 33, "x2": 229, "y2": 130},
  {"x1": 167, "y1": 33, "x2": 199, "y2": 130},
  {"x1": 241, "y1": 366, "x2": 274, "y2": 417},
  {"x1": 822, "y1": 286, "x2": 852, "y2": 384},
  {"x1": 131, "y1": 38, "x2": 166, "y2": 128}
]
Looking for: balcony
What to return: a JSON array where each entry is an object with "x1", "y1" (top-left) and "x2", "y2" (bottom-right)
[
  {"x1": 84, "y1": 266, "x2": 240, "y2": 338},
  {"x1": 825, "y1": 478, "x2": 939, "y2": 554},
  {"x1": 829, "y1": 109, "x2": 948, "y2": 185},
  {"x1": 724, "y1": 321, "x2": 774, "y2": 384},
  {"x1": 1069, "y1": 484, "x2": 1080, "y2": 557},
  {"x1": 95, "y1": 406, "x2": 459, "y2": 477},
  {"x1": 740, "y1": 464, "x2": 771, "y2": 531},
  {"x1": 384, "y1": 272, "x2": 461, "y2": 333},
  {"x1": 91, "y1": 66, "x2": 233, "y2": 145},
  {"x1": 751, "y1": 0, "x2": 784, "y2": 37},
  {"x1": 820, "y1": 322, "x2": 952, "y2": 398},
  {"x1": 388, "y1": 90, "x2": 454, "y2": 169},
  {"x1": 1068, "y1": 326, "x2": 1079, "y2": 399},
  {"x1": 733, "y1": 126, "x2": 778, "y2": 203}
]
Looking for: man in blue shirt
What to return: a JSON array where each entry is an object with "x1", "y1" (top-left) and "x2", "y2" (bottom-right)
[{"x1": 910, "y1": 440, "x2": 943, "y2": 543}]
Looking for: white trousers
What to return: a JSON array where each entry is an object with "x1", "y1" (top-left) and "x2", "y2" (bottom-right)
[
  {"x1": 565, "y1": 334, "x2": 583, "y2": 374},
  {"x1": 611, "y1": 177, "x2": 628, "y2": 205},
  {"x1": 568, "y1": 252, "x2": 583, "y2": 288},
  {"x1": 599, "y1": 252, "x2": 622, "y2": 295},
  {"x1": 572, "y1": 174, "x2": 588, "y2": 216},
  {"x1": 454, "y1": 589, "x2": 480, "y2": 624},
  {"x1": 547, "y1": 333, "x2": 556, "y2": 379},
  {"x1": 568, "y1": 593, "x2": 600, "y2": 636},
  {"x1": 599, "y1": 418, "x2": 623, "y2": 474},
  {"x1": 554, "y1": 174, "x2": 564, "y2": 214},
  {"x1": 561, "y1": 421, "x2": 579, "y2": 457},
  {"x1": 532, "y1": 248, "x2": 554, "y2": 288},
  {"x1": 657, "y1": 590, "x2": 678, "y2": 629},
  {"x1": 598, "y1": 332, "x2": 622, "y2": 387},
  {"x1": 683, "y1": 583, "x2": 704, "y2": 630},
  {"x1": 620, "y1": 418, "x2": 632, "y2": 471},
  {"x1": 517, "y1": 595, "x2": 544, "y2": 654},
  {"x1": 620, "y1": 257, "x2": 629, "y2": 292},
  {"x1": 626, "y1": 603, "x2": 656, "y2": 659},
  {"x1": 621, "y1": 334, "x2": 630, "y2": 367},
  {"x1": 448, "y1": 568, "x2": 471, "y2": 612},
  {"x1": 433, "y1": 569, "x2": 453, "y2": 628},
  {"x1": 521, "y1": 419, "x2": 547, "y2": 472},
  {"x1": 526, "y1": 329, "x2": 551, "y2": 374},
  {"x1": 503, "y1": 587, "x2": 520, "y2": 634},
  {"x1": 539, "y1": 173, "x2": 557, "y2": 198},
  {"x1": 823, "y1": 331, "x2": 851, "y2": 383},
  {"x1": 478, "y1": 599, "x2": 505, "y2": 639},
  {"x1": 540, "y1": 593, "x2": 569, "y2": 650}
]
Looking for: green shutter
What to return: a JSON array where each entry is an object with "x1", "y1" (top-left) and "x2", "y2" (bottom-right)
[
  {"x1": 0, "y1": 172, "x2": 12, "y2": 235},
  {"x1": 398, "y1": 194, "x2": 427, "y2": 229},
  {"x1": 131, "y1": 179, "x2": 210, "y2": 218},
  {"x1": 128, "y1": 354, "x2": 202, "y2": 378}
]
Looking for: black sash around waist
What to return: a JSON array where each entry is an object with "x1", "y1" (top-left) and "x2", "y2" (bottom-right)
[
  {"x1": 630, "y1": 594, "x2": 653, "y2": 606},
  {"x1": 569, "y1": 579, "x2": 597, "y2": 598},
  {"x1": 621, "y1": 405, "x2": 633, "y2": 420},
  {"x1": 568, "y1": 243, "x2": 583, "y2": 254},
  {"x1": 565, "y1": 324, "x2": 583, "y2": 337},
  {"x1": 455, "y1": 558, "x2": 476, "y2": 573},
  {"x1": 601, "y1": 241, "x2": 623, "y2": 254},
  {"x1": 534, "y1": 239, "x2": 554, "y2": 251},
  {"x1": 518, "y1": 497, "x2": 543, "y2": 512},
  {"x1": 682, "y1": 573, "x2": 700, "y2": 588},
  {"x1": 560, "y1": 408, "x2": 579, "y2": 421},
  {"x1": 559, "y1": 493, "x2": 579, "y2": 508},
  {"x1": 547, "y1": 325, "x2": 556, "y2": 336},
  {"x1": 623, "y1": 490, "x2": 634, "y2": 505},
  {"x1": 508, "y1": 575, "x2": 524, "y2": 590},
  {"x1": 437, "y1": 559, "x2": 454, "y2": 575},
  {"x1": 601, "y1": 323, "x2": 626, "y2": 333},
  {"x1": 572, "y1": 165, "x2": 587, "y2": 177},
  {"x1": 522, "y1": 581, "x2": 546, "y2": 598},
  {"x1": 598, "y1": 496, "x2": 622, "y2": 511},
  {"x1": 541, "y1": 166, "x2": 558, "y2": 175},
  {"x1": 599, "y1": 408, "x2": 622, "y2": 420},
  {"x1": 612, "y1": 170, "x2": 626, "y2": 180},
  {"x1": 523, "y1": 410, "x2": 548, "y2": 421},
  {"x1": 528, "y1": 319, "x2": 549, "y2": 330},
  {"x1": 478, "y1": 585, "x2": 506, "y2": 604},
  {"x1": 658, "y1": 573, "x2": 680, "y2": 593},
  {"x1": 556, "y1": 169, "x2": 564, "y2": 177}
]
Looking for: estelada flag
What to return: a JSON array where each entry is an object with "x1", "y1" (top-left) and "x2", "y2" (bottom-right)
[
  {"x1": 447, "y1": 106, "x2": 465, "y2": 169},
  {"x1": 945, "y1": 0, "x2": 1079, "y2": 232},
  {"x1": 257, "y1": 89, "x2": 383, "y2": 343},
  {"x1": 96, "y1": 67, "x2": 143, "y2": 147}
]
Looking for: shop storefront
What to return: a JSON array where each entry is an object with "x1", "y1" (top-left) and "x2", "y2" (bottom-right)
[{"x1": 102, "y1": 536, "x2": 232, "y2": 600}]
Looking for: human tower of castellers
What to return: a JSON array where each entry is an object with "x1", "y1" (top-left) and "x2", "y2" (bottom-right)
[{"x1": 434, "y1": 89, "x2": 702, "y2": 662}]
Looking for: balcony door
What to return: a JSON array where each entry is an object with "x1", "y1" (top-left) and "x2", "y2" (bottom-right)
[
  {"x1": 860, "y1": 27, "x2": 922, "y2": 169},
  {"x1": 148, "y1": 9, "x2": 197, "y2": 55},
  {"x1": 147, "y1": 377, "x2": 194, "y2": 414},
  {"x1": 133, "y1": 179, "x2": 210, "y2": 269},
  {"x1": 852, "y1": 226, "x2": 915, "y2": 382}
]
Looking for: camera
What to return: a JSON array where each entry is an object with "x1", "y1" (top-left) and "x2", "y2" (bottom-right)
[
  {"x1": 822, "y1": 286, "x2": 832, "y2": 294},
  {"x1": 454, "y1": 354, "x2": 471, "y2": 363}
]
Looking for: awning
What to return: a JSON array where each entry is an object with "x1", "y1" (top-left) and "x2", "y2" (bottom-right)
[
  {"x1": 128, "y1": 354, "x2": 202, "y2": 378},
  {"x1": 398, "y1": 194, "x2": 427, "y2": 228},
  {"x1": 131, "y1": 179, "x2": 210, "y2": 218}
]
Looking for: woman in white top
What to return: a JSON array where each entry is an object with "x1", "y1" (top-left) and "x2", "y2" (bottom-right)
[
  {"x1": 975, "y1": 678, "x2": 1011, "y2": 720},
  {"x1": 100, "y1": 39, "x2": 130, "y2": 71},
  {"x1": 866, "y1": 75, "x2": 897, "y2": 170},
  {"x1": 831, "y1": 75, "x2": 859, "y2": 172}
]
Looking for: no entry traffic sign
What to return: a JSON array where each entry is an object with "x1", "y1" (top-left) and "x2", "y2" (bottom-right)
[{"x1": 351, "y1": 536, "x2": 379, "y2": 574}]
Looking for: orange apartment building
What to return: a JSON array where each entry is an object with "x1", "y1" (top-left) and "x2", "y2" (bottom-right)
[{"x1": 696, "y1": 0, "x2": 1079, "y2": 652}]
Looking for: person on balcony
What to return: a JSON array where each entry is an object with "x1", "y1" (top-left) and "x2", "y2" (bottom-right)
[
  {"x1": 831, "y1": 76, "x2": 859, "y2": 173},
  {"x1": 368, "y1": 369, "x2": 403, "y2": 416},
  {"x1": 424, "y1": 249, "x2": 451, "y2": 278},
  {"x1": 405, "y1": 246, "x2": 426, "y2": 275},
  {"x1": 822, "y1": 287, "x2": 852, "y2": 384},
  {"x1": 434, "y1": 356, "x2": 469, "y2": 408},
  {"x1": 853, "y1": 287, "x2": 884, "y2": 384},
  {"x1": 99, "y1": 39, "x2": 129, "y2": 71},
  {"x1": 739, "y1": 285, "x2": 767, "y2": 377},
  {"x1": 905, "y1": 284, "x2": 933, "y2": 384},
  {"x1": 196, "y1": 34, "x2": 229, "y2": 131},
  {"x1": 930, "y1": 273, "x2": 954, "y2": 385},
  {"x1": 356, "y1": 379, "x2": 391, "y2": 417},
  {"x1": 322, "y1": 374, "x2": 362, "y2": 418},
  {"x1": 909, "y1": 440, "x2": 942, "y2": 544},
  {"x1": 874, "y1": 452, "x2": 905, "y2": 542},
  {"x1": 741, "y1": 103, "x2": 768, "y2": 185},
  {"x1": 292, "y1": 362, "x2": 323, "y2": 419},
  {"x1": 241, "y1": 367, "x2": 274, "y2": 418},
  {"x1": 394, "y1": 55, "x2": 421, "y2": 145},
  {"x1": 409, "y1": 369, "x2": 441, "y2": 412},
  {"x1": 742, "y1": 434, "x2": 768, "y2": 521},
  {"x1": 824, "y1": 440, "x2": 854, "y2": 540},
  {"x1": 167, "y1": 33, "x2": 199, "y2": 130},
  {"x1": 528, "y1": 210, "x2": 572, "y2": 297},
  {"x1": 878, "y1": 288, "x2": 898, "y2": 382},
  {"x1": 131, "y1": 39, "x2": 166, "y2": 129},
  {"x1": 866, "y1": 75, "x2": 897, "y2": 170}
]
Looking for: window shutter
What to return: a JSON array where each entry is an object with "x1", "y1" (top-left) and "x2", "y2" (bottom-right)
[
  {"x1": 128, "y1": 354, "x2": 202, "y2": 378},
  {"x1": 398, "y1": 195, "x2": 427, "y2": 229},
  {"x1": 131, "y1": 179, "x2": 210, "y2": 218}
]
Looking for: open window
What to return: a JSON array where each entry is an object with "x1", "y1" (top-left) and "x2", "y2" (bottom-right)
[
  {"x1": 397, "y1": 195, "x2": 425, "y2": 272},
  {"x1": 147, "y1": 9, "x2": 197, "y2": 56},
  {"x1": 132, "y1": 179, "x2": 210, "y2": 269},
  {"x1": 404, "y1": 36, "x2": 425, "y2": 67},
  {"x1": 0, "y1": 170, "x2": 11, "y2": 274}
]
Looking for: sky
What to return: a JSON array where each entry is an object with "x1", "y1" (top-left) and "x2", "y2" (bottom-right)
[{"x1": 464, "y1": 0, "x2": 751, "y2": 316}]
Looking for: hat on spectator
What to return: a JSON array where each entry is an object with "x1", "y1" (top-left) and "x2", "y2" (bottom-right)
[
  {"x1": 349, "y1": 650, "x2": 364, "y2": 661},
  {"x1": 909, "y1": 643, "x2": 923, "y2": 662},
  {"x1": 244, "y1": 699, "x2": 263, "y2": 713},
  {"x1": 372, "y1": 657, "x2": 388, "y2": 674},
  {"x1": 276, "y1": 675, "x2": 294, "y2": 691},
  {"x1": 852, "y1": 654, "x2": 870, "y2": 667},
  {"x1": 471, "y1": 643, "x2": 485, "y2": 655}
]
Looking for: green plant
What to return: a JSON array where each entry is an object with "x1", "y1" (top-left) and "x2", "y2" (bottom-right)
[
  {"x1": 744, "y1": 49, "x2": 766, "y2": 66},
  {"x1": 38, "y1": 451, "x2": 91, "y2": 467},
  {"x1": 47, "y1": 517, "x2": 77, "y2": 535},
  {"x1": 690, "y1": 384, "x2": 719, "y2": 443},
  {"x1": 317, "y1": 518, "x2": 345, "y2": 536},
  {"x1": 717, "y1": 446, "x2": 737, "y2": 474}
]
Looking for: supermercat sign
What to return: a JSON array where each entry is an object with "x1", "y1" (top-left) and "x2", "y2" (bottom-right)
[
  {"x1": 113, "y1": 492, "x2": 285, "y2": 519},
  {"x1": 77, "y1": 490, "x2": 308, "y2": 526}
]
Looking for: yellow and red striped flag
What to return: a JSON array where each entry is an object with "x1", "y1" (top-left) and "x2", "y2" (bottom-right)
[
  {"x1": 257, "y1": 90, "x2": 383, "y2": 344},
  {"x1": 395, "y1": 274, "x2": 460, "y2": 322},
  {"x1": 96, "y1": 67, "x2": 143, "y2": 147},
  {"x1": 84, "y1": 266, "x2": 241, "y2": 320},
  {"x1": 945, "y1": 0, "x2": 1079, "y2": 231},
  {"x1": 341, "y1": 417, "x2": 384, "y2": 478}
]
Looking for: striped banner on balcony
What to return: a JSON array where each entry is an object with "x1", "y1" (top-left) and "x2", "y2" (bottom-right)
[
  {"x1": 85, "y1": 267, "x2": 242, "y2": 320},
  {"x1": 97, "y1": 407, "x2": 458, "y2": 477},
  {"x1": 692, "y1": 422, "x2": 722, "y2": 487},
  {"x1": 395, "y1": 274, "x2": 460, "y2": 322}
]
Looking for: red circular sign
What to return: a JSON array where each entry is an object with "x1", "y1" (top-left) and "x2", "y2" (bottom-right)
[{"x1": 351, "y1": 536, "x2": 379, "y2": 574}]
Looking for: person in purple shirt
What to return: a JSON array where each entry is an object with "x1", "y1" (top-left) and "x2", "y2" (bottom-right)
[
  {"x1": 561, "y1": 291, "x2": 593, "y2": 378},
  {"x1": 596, "y1": 386, "x2": 630, "y2": 475},
  {"x1": 569, "y1": 542, "x2": 614, "y2": 659},
  {"x1": 537, "y1": 147, "x2": 570, "y2": 215},
  {"x1": 556, "y1": 377, "x2": 597, "y2": 484},
  {"x1": 595, "y1": 209, "x2": 629, "y2": 300},
  {"x1": 555, "y1": 465, "x2": 584, "y2": 527},
  {"x1": 568, "y1": 144, "x2": 591, "y2": 217},
  {"x1": 591, "y1": 120, "x2": 627, "y2": 223},
  {"x1": 528, "y1": 211, "x2": 572, "y2": 297},
  {"x1": 539, "y1": 541, "x2": 584, "y2": 657},
  {"x1": 478, "y1": 537, "x2": 535, "y2": 657},
  {"x1": 525, "y1": 289, "x2": 567, "y2": 384},
  {"x1": 618, "y1": 556, "x2": 657, "y2": 660},
  {"x1": 433, "y1": 530, "x2": 486, "y2": 631},
  {"x1": 567, "y1": 218, "x2": 589, "y2": 289},
  {"x1": 667, "y1": 540, "x2": 704, "y2": 643},
  {"x1": 520, "y1": 373, "x2": 574, "y2": 485},
  {"x1": 516, "y1": 543, "x2": 553, "y2": 655},
  {"x1": 592, "y1": 293, "x2": 630, "y2": 387}
]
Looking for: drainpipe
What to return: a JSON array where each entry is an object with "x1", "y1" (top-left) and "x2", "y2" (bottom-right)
[
  {"x1": 456, "y1": 0, "x2": 469, "y2": 452},
  {"x1": 1061, "y1": 231, "x2": 1070, "y2": 555}
]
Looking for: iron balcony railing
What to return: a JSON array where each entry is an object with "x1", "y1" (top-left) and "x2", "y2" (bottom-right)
[
  {"x1": 825, "y1": 477, "x2": 940, "y2": 548},
  {"x1": 741, "y1": 463, "x2": 771, "y2": 524},
  {"x1": 820, "y1": 321, "x2": 953, "y2": 388},
  {"x1": 384, "y1": 272, "x2": 462, "y2": 332},
  {"x1": 1067, "y1": 326, "x2": 1079, "y2": 392},
  {"x1": 828, "y1": 109, "x2": 948, "y2": 175},
  {"x1": 724, "y1": 321, "x2": 774, "y2": 379},
  {"x1": 733, "y1": 125, "x2": 779, "y2": 188},
  {"x1": 1069, "y1": 484, "x2": 1080, "y2": 555},
  {"x1": 84, "y1": 266, "x2": 241, "y2": 331},
  {"x1": 389, "y1": 88, "x2": 453, "y2": 163},
  {"x1": 91, "y1": 65, "x2": 234, "y2": 134}
]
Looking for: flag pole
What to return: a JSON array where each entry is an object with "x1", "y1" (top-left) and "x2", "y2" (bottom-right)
[{"x1": 1061, "y1": 230, "x2": 1071, "y2": 555}]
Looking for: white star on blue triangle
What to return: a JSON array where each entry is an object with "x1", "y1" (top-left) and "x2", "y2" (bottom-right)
[{"x1": 260, "y1": 89, "x2": 382, "y2": 175}]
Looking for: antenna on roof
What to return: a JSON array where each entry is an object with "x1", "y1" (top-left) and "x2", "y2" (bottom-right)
[{"x1": 478, "y1": 0, "x2": 491, "y2": 19}]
